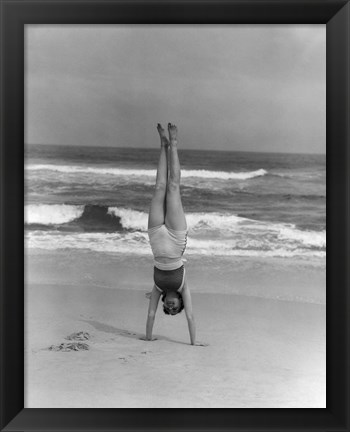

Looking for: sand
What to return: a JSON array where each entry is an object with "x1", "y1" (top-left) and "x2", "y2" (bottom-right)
[{"x1": 25, "y1": 250, "x2": 326, "y2": 408}]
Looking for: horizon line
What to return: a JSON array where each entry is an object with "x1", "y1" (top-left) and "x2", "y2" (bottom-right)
[{"x1": 26, "y1": 143, "x2": 326, "y2": 157}]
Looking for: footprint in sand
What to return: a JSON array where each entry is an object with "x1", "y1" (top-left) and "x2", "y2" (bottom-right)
[
  {"x1": 47, "y1": 331, "x2": 91, "y2": 352},
  {"x1": 65, "y1": 331, "x2": 90, "y2": 341},
  {"x1": 48, "y1": 342, "x2": 89, "y2": 351},
  {"x1": 120, "y1": 330, "x2": 137, "y2": 337},
  {"x1": 118, "y1": 354, "x2": 140, "y2": 363},
  {"x1": 118, "y1": 352, "x2": 151, "y2": 363}
]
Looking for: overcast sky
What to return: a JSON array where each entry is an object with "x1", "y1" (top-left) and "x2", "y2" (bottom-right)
[{"x1": 25, "y1": 25, "x2": 325, "y2": 153}]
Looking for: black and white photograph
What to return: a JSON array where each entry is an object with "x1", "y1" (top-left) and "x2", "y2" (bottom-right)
[{"x1": 24, "y1": 24, "x2": 326, "y2": 408}]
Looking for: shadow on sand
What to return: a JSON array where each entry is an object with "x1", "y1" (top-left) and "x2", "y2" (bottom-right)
[{"x1": 82, "y1": 319, "x2": 188, "y2": 345}]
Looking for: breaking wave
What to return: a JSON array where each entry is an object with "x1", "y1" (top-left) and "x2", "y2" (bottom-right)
[
  {"x1": 26, "y1": 164, "x2": 267, "y2": 180},
  {"x1": 25, "y1": 204, "x2": 326, "y2": 257}
]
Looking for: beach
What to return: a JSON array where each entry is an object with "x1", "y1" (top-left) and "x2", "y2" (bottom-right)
[
  {"x1": 25, "y1": 249, "x2": 326, "y2": 408},
  {"x1": 24, "y1": 145, "x2": 326, "y2": 407}
]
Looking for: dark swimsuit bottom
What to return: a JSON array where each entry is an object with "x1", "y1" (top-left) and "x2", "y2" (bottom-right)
[{"x1": 153, "y1": 265, "x2": 185, "y2": 294}]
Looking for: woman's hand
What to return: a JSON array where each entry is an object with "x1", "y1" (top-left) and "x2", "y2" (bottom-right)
[
  {"x1": 139, "y1": 336, "x2": 158, "y2": 341},
  {"x1": 192, "y1": 341, "x2": 209, "y2": 347}
]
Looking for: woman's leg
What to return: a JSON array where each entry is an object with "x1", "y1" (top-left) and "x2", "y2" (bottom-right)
[
  {"x1": 165, "y1": 123, "x2": 187, "y2": 231},
  {"x1": 148, "y1": 124, "x2": 169, "y2": 229}
]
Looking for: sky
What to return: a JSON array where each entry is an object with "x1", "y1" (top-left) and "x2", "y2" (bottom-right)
[{"x1": 25, "y1": 25, "x2": 326, "y2": 153}]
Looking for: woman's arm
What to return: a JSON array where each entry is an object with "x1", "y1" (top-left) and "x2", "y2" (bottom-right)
[
  {"x1": 182, "y1": 279, "x2": 208, "y2": 346},
  {"x1": 182, "y1": 279, "x2": 196, "y2": 345},
  {"x1": 143, "y1": 285, "x2": 161, "y2": 341}
]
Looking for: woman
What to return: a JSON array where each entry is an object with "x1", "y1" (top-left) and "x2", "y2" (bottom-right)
[{"x1": 142, "y1": 123, "x2": 206, "y2": 346}]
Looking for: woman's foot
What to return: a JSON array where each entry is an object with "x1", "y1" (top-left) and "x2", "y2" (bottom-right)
[
  {"x1": 157, "y1": 123, "x2": 169, "y2": 147},
  {"x1": 168, "y1": 123, "x2": 178, "y2": 144}
]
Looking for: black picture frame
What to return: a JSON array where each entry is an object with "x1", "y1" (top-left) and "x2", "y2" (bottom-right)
[{"x1": 1, "y1": 1, "x2": 349, "y2": 431}]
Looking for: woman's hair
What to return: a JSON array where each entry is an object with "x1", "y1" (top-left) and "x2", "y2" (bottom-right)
[{"x1": 161, "y1": 293, "x2": 184, "y2": 315}]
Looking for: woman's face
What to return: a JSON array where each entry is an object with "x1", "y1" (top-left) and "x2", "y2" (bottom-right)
[{"x1": 164, "y1": 295, "x2": 180, "y2": 314}]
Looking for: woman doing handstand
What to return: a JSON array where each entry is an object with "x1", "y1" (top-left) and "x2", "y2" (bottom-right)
[{"x1": 142, "y1": 123, "x2": 206, "y2": 346}]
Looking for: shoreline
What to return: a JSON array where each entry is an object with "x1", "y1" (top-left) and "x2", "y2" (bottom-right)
[{"x1": 26, "y1": 249, "x2": 326, "y2": 304}]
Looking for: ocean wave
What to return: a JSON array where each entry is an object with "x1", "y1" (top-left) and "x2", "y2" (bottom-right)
[
  {"x1": 182, "y1": 168, "x2": 267, "y2": 180},
  {"x1": 24, "y1": 204, "x2": 282, "y2": 233},
  {"x1": 25, "y1": 204, "x2": 85, "y2": 225},
  {"x1": 269, "y1": 171, "x2": 325, "y2": 180},
  {"x1": 25, "y1": 204, "x2": 147, "y2": 231},
  {"x1": 24, "y1": 204, "x2": 246, "y2": 231},
  {"x1": 25, "y1": 230, "x2": 326, "y2": 259},
  {"x1": 25, "y1": 204, "x2": 326, "y2": 255},
  {"x1": 108, "y1": 207, "x2": 148, "y2": 230},
  {"x1": 26, "y1": 164, "x2": 267, "y2": 180},
  {"x1": 187, "y1": 212, "x2": 325, "y2": 248}
]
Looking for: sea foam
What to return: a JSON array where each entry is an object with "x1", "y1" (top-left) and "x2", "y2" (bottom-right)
[
  {"x1": 25, "y1": 204, "x2": 326, "y2": 257},
  {"x1": 25, "y1": 204, "x2": 85, "y2": 225},
  {"x1": 27, "y1": 164, "x2": 267, "y2": 180},
  {"x1": 25, "y1": 230, "x2": 326, "y2": 259},
  {"x1": 25, "y1": 204, "x2": 326, "y2": 250},
  {"x1": 108, "y1": 207, "x2": 148, "y2": 230}
]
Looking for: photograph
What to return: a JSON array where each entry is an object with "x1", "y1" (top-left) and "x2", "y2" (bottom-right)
[{"x1": 24, "y1": 24, "x2": 326, "y2": 408}]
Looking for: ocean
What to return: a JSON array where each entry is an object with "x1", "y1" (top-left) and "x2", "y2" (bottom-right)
[{"x1": 25, "y1": 144, "x2": 326, "y2": 260}]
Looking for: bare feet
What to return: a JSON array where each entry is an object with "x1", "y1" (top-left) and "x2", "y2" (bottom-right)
[
  {"x1": 168, "y1": 123, "x2": 178, "y2": 144},
  {"x1": 157, "y1": 123, "x2": 169, "y2": 147}
]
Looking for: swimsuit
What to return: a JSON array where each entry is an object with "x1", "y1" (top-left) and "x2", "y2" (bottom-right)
[
  {"x1": 153, "y1": 265, "x2": 186, "y2": 294},
  {"x1": 148, "y1": 224, "x2": 187, "y2": 269},
  {"x1": 148, "y1": 224, "x2": 188, "y2": 292}
]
